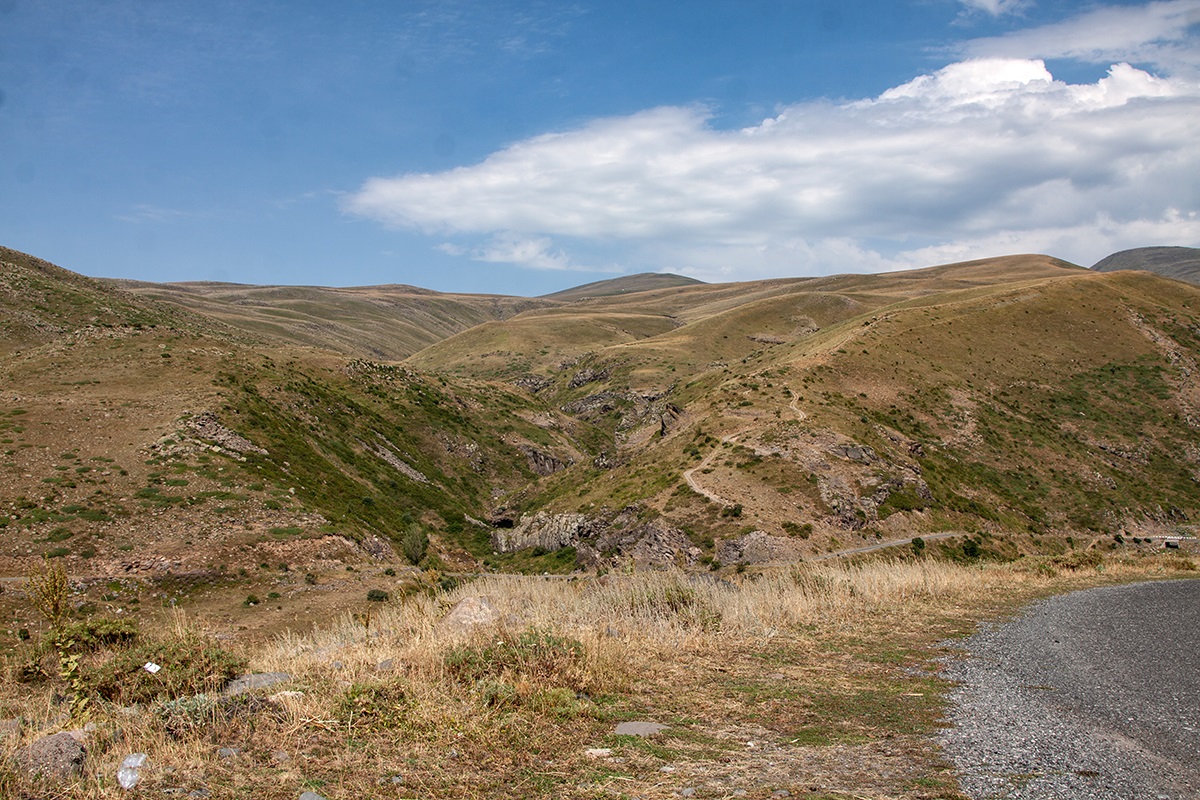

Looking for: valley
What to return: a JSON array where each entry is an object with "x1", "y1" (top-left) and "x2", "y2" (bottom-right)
[{"x1": 2, "y1": 244, "x2": 1199, "y2": 798}]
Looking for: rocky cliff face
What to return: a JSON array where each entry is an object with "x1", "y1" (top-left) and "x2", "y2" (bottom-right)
[{"x1": 491, "y1": 508, "x2": 701, "y2": 570}]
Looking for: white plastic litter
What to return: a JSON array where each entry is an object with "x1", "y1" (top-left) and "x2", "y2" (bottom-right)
[{"x1": 117, "y1": 752, "x2": 148, "y2": 789}]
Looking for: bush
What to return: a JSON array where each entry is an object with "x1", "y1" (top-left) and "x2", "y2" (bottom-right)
[
  {"x1": 84, "y1": 635, "x2": 246, "y2": 704},
  {"x1": 444, "y1": 629, "x2": 590, "y2": 692},
  {"x1": 48, "y1": 617, "x2": 139, "y2": 653},
  {"x1": 337, "y1": 680, "x2": 412, "y2": 728},
  {"x1": 401, "y1": 524, "x2": 428, "y2": 566},
  {"x1": 366, "y1": 589, "x2": 389, "y2": 602}
]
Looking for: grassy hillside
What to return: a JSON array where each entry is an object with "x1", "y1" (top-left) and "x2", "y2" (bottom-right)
[
  {"x1": 540, "y1": 271, "x2": 704, "y2": 301},
  {"x1": 109, "y1": 279, "x2": 552, "y2": 360},
  {"x1": 3, "y1": 246, "x2": 1199, "y2": 616}
]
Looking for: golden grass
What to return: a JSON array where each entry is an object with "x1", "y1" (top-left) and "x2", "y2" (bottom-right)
[{"x1": 2, "y1": 553, "x2": 1196, "y2": 799}]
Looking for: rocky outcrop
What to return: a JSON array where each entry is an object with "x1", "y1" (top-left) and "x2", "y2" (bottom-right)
[
  {"x1": 717, "y1": 531, "x2": 803, "y2": 565},
  {"x1": 492, "y1": 512, "x2": 592, "y2": 553},
  {"x1": 517, "y1": 445, "x2": 573, "y2": 476},
  {"x1": 492, "y1": 508, "x2": 701, "y2": 569},
  {"x1": 184, "y1": 412, "x2": 268, "y2": 456}
]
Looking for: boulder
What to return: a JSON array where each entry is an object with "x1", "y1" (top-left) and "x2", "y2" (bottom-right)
[
  {"x1": 14, "y1": 731, "x2": 87, "y2": 781},
  {"x1": 438, "y1": 596, "x2": 500, "y2": 633}
]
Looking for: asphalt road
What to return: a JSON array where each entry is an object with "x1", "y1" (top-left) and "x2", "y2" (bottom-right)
[{"x1": 940, "y1": 579, "x2": 1200, "y2": 799}]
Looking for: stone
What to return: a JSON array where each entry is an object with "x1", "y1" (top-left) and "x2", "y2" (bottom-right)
[
  {"x1": 375, "y1": 658, "x2": 395, "y2": 672},
  {"x1": 271, "y1": 750, "x2": 290, "y2": 764},
  {"x1": 15, "y1": 731, "x2": 87, "y2": 781},
  {"x1": 438, "y1": 596, "x2": 500, "y2": 633},
  {"x1": 717, "y1": 530, "x2": 801, "y2": 565},
  {"x1": 117, "y1": 752, "x2": 149, "y2": 790},
  {"x1": 585, "y1": 748, "x2": 613, "y2": 758},
  {"x1": 492, "y1": 511, "x2": 590, "y2": 554},
  {"x1": 217, "y1": 747, "x2": 240, "y2": 759},
  {"x1": 223, "y1": 672, "x2": 291, "y2": 696},
  {"x1": 614, "y1": 721, "x2": 667, "y2": 737},
  {"x1": 299, "y1": 793, "x2": 329, "y2": 800}
]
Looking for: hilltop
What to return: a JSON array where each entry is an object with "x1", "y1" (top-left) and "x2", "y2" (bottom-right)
[{"x1": 1092, "y1": 245, "x2": 1200, "y2": 284}]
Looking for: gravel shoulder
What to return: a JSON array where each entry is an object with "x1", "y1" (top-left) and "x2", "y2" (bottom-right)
[{"x1": 939, "y1": 578, "x2": 1200, "y2": 800}]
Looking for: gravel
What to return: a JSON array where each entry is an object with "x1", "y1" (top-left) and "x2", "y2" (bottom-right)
[{"x1": 939, "y1": 578, "x2": 1200, "y2": 799}]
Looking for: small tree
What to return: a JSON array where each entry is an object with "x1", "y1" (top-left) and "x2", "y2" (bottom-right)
[
  {"x1": 27, "y1": 557, "x2": 70, "y2": 629},
  {"x1": 401, "y1": 523, "x2": 428, "y2": 566}
]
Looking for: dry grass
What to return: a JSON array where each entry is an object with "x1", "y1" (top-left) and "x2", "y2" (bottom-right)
[{"x1": 2, "y1": 552, "x2": 1196, "y2": 799}]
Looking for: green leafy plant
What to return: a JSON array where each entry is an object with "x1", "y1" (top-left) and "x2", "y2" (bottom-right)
[{"x1": 401, "y1": 523, "x2": 428, "y2": 566}]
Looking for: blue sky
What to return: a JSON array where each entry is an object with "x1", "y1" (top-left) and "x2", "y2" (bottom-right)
[{"x1": 1, "y1": 1, "x2": 1197, "y2": 295}]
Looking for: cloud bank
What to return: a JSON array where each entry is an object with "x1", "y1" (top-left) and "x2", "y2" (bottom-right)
[{"x1": 346, "y1": 5, "x2": 1200, "y2": 280}]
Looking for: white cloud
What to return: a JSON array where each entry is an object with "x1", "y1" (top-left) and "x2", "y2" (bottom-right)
[
  {"x1": 346, "y1": 30, "x2": 1200, "y2": 279},
  {"x1": 957, "y1": 0, "x2": 1032, "y2": 18},
  {"x1": 438, "y1": 233, "x2": 613, "y2": 272},
  {"x1": 960, "y1": 0, "x2": 1200, "y2": 74}
]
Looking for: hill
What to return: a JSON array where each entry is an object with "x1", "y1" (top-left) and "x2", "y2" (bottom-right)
[
  {"x1": 3, "y1": 245, "x2": 1200, "y2": 644},
  {"x1": 1092, "y1": 246, "x2": 1200, "y2": 284},
  {"x1": 4, "y1": 244, "x2": 1200, "y2": 800},
  {"x1": 108, "y1": 278, "x2": 550, "y2": 361},
  {"x1": 540, "y1": 272, "x2": 704, "y2": 302}
]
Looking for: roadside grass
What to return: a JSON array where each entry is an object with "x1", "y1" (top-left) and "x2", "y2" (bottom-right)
[{"x1": 1, "y1": 553, "x2": 1195, "y2": 798}]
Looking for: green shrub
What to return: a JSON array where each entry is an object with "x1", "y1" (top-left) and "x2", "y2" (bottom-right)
[
  {"x1": 48, "y1": 617, "x2": 139, "y2": 653},
  {"x1": 444, "y1": 629, "x2": 589, "y2": 691},
  {"x1": 83, "y1": 635, "x2": 246, "y2": 704},
  {"x1": 782, "y1": 521, "x2": 813, "y2": 539},
  {"x1": 1051, "y1": 550, "x2": 1103, "y2": 571},
  {"x1": 366, "y1": 589, "x2": 389, "y2": 602},
  {"x1": 337, "y1": 680, "x2": 412, "y2": 728},
  {"x1": 401, "y1": 524, "x2": 428, "y2": 566}
]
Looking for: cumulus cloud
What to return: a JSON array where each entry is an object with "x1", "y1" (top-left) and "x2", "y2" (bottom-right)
[{"x1": 346, "y1": 26, "x2": 1199, "y2": 279}]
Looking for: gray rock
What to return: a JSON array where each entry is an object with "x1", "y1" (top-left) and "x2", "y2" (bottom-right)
[
  {"x1": 614, "y1": 721, "x2": 667, "y2": 737},
  {"x1": 223, "y1": 672, "x2": 291, "y2": 696},
  {"x1": 217, "y1": 747, "x2": 240, "y2": 759},
  {"x1": 438, "y1": 596, "x2": 500, "y2": 633},
  {"x1": 492, "y1": 511, "x2": 589, "y2": 554},
  {"x1": 14, "y1": 731, "x2": 87, "y2": 781},
  {"x1": 299, "y1": 792, "x2": 329, "y2": 800},
  {"x1": 375, "y1": 658, "x2": 395, "y2": 672},
  {"x1": 271, "y1": 750, "x2": 290, "y2": 763}
]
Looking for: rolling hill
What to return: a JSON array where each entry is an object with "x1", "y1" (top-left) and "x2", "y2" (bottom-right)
[
  {"x1": 4, "y1": 244, "x2": 1199, "y2": 624},
  {"x1": 1092, "y1": 246, "x2": 1200, "y2": 285}
]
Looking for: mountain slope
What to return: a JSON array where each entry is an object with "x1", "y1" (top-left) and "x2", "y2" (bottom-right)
[
  {"x1": 3, "y1": 246, "x2": 1198, "y2": 600},
  {"x1": 1092, "y1": 246, "x2": 1200, "y2": 284},
  {"x1": 109, "y1": 279, "x2": 552, "y2": 360}
]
